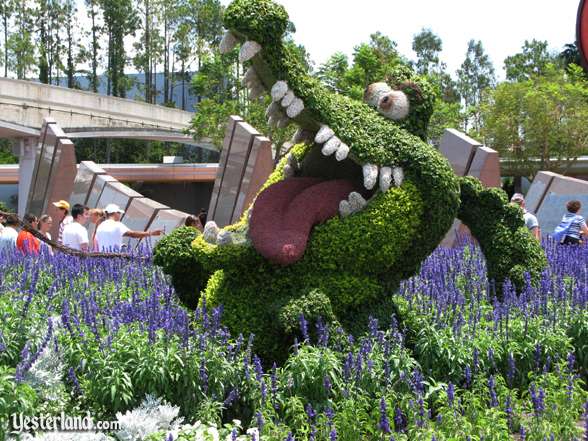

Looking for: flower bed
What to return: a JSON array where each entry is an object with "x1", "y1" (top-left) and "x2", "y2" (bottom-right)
[{"x1": 1, "y1": 242, "x2": 588, "y2": 440}]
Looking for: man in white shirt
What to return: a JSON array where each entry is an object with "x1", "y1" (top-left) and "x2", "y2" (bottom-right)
[
  {"x1": 62, "y1": 204, "x2": 90, "y2": 251},
  {"x1": 0, "y1": 214, "x2": 19, "y2": 252},
  {"x1": 511, "y1": 193, "x2": 540, "y2": 240},
  {"x1": 95, "y1": 203, "x2": 164, "y2": 251}
]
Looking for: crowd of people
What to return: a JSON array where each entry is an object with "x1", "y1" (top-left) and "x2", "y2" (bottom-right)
[
  {"x1": 1, "y1": 194, "x2": 583, "y2": 255},
  {"x1": 510, "y1": 194, "x2": 587, "y2": 245},
  {"x1": 0, "y1": 200, "x2": 206, "y2": 255}
]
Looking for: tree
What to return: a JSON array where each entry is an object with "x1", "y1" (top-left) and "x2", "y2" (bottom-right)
[
  {"x1": 412, "y1": 28, "x2": 442, "y2": 75},
  {"x1": 7, "y1": 0, "x2": 35, "y2": 79},
  {"x1": 316, "y1": 52, "x2": 348, "y2": 92},
  {"x1": 85, "y1": 0, "x2": 102, "y2": 92},
  {"x1": 481, "y1": 65, "x2": 588, "y2": 191},
  {"x1": 504, "y1": 39, "x2": 557, "y2": 82},
  {"x1": 100, "y1": 0, "x2": 138, "y2": 97},
  {"x1": 0, "y1": 0, "x2": 14, "y2": 77},
  {"x1": 63, "y1": 0, "x2": 81, "y2": 88},
  {"x1": 189, "y1": 50, "x2": 296, "y2": 165},
  {"x1": 456, "y1": 39, "x2": 495, "y2": 133}
]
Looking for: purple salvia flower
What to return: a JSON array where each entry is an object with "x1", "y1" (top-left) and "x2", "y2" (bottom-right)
[
  {"x1": 379, "y1": 398, "x2": 391, "y2": 434},
  {"x1": 253, "y1": 355, "x2": 263, "y2": 381},
  {"x1": 305, "y1": 403, "x2": 316, "y2": 423},
  {"x1": 199, "y1": 359, "x2": 208, "y2": 393},
  {"x1": 393, "y1": 406, "x2": 406, "y2": 433},
  {"x1": 231, "y1": 429, "x2": 237, "y2": 441},
  {"x1": 567, "y1": 352, "x2": 576, "y2": 372},
  {"x1": 255, "y1": 411, "x2": 264, "y2": 432},
  {"x1": 68, "y1": 367, "x2": 82, "y2": 395},
  {"x1": 323, "y1": 375, "x2": 332, "y2": 396},
  {"x1": 464, "y1": 365, "x2": 472, "y2": 388},
  {"x1": 507, "y1": 352, "x2": 515, "y2": 387},
  {"x1": 285, "y1": 433, "x2": 294, "y2": 441},
  {"x1": 329, "y1": 429, "x2": 337, "y2": 441},
  {"x1": 325, "y1": 406, "x2": 335, "y2": 425},
  {"x1": 223, "y1": 388, "x2": 239, "y2": 407},
  {"x1": 505, "y1": 395, "x2": 512, "y2": 424},
  {"x1": 447, "y1": 383, "x2": 455, "y2": 407},
  {"x1": 299, "y1": 314, "x2": 309, "y2": 341},
  {"x1": 488, "y1": 375, "x2": 498, "y2": 408}
]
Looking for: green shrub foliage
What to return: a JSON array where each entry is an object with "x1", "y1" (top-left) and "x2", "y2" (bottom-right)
[
  {"x1": 153, "y1": 227, "x2": 207, "y2": 309},
  {"x1": 155, "y1": 0, "x2": 546, "y2": 359},
  {"x1": 457, "y1": 177, "x2": 547, "y2": 293}
]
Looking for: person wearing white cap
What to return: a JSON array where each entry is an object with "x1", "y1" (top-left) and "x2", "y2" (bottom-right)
[
  {"x1": 95, "y1": 203, "x2": 164, "y2": 251},
  {"x1": 510, "y1": 193, "x2": 540, "y2": 239}
]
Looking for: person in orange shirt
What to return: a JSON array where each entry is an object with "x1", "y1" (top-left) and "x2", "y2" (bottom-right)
[{"x1": 16, "y1": 213, "x2": 40, "y2": 254}]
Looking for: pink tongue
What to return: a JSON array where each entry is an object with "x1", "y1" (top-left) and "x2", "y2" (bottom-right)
[{"x1": 249, "y1": 177, "x2": 357, "y2": 265}]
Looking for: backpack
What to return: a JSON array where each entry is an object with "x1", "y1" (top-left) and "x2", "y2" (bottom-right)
[{"x1": 552, "y1": 216, "x2": 575, "y2": 243}]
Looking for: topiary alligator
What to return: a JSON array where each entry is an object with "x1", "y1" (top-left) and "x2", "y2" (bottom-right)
[{"x1": 155, "y1": 0, "x2": 546, "y2": 361}]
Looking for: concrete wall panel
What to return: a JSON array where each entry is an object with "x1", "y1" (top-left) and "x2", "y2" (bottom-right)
[
  {"x1": 534, "y1": 174, "x2": 588, "y2": 235},
  {"x1": 70, "y1": 161, "x2": 106, "y2": 206}
]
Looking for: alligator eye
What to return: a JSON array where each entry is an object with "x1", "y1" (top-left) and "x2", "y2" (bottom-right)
[{"x1": 377, "y1": 91, "x2": 409, "y2": 121}]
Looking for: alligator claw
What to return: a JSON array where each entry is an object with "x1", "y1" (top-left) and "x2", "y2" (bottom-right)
[
  {"x1": 239, "y1": 41, "x2": 262, "y2": 63},
  {"x1": 220, "y1": 31, "x2": 238, "y2": 54},
  {"x1": 315, "y1": 125, "x2": 334, "y2": 144}
]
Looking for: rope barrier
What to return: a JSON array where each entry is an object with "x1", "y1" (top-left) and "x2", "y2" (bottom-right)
[{"x1": 0, "y1": 210, "x2": 148, "y2": 259}]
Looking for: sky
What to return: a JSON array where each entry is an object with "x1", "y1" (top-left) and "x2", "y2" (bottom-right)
[{"x1": 219, "y1": 0, "x2": 581, "y2": 79}]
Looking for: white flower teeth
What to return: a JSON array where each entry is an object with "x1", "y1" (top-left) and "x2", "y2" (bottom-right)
[
  {"x1": 339, "y1": 200, "x2": 352, "y2": 217},
  {"x1": 286, "y1": 97, "x2": 304, "y2": 118},
  {"x1": 379, "y1": 166, "x2": 392, "y2": 192},
  {"x1": 203, "y1": 221, "x2": 219, "y2": 244},
  {"x1": 281, "y1": 90, "x2": 295, "y2": 107},
  {"x1": 321, "y1": 136, "x2": 341, "y2": 156},
  {"x1": 339, "y1": 191, "x2": 367, "y2": 217},
  {"x1": 362, "y1": 164, "x2": 378, "y2": 190},
  {"x1": 335, "y1": 143, "x2": 350, "y2": 161},
  {"x1": 239, "y1": 40, "x2": 262, "y2": 63},
  {"x1": 392, "y1": 166, "x2": 404, "y2": 187},
  {"x1": 339, "y1": 192, "x2": 366, "y2": 217},
  {"x1": 315, "y1": 125, "x2": 334, "y2": 144},
  {"x1": 271, "y1": 81, "x2": 288, "y2": 101},
  {"x1": 348, "y1": 192, "x2": 367, "y2": 211},
  {"x1": 217, "y1": 229, "x2": 233, "y2": 245},
  {"x1": 220, "y1": 31, "x2": 238, "y2": 54}
]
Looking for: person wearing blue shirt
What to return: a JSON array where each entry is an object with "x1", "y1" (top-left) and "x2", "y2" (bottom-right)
[{"x1": 560, "y1": 200, "x2": 588, "y2": 245}]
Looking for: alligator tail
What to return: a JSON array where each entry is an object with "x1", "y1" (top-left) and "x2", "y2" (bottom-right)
[{"x1": 457, "y1": 176, "x2": 547, "y2": 297}]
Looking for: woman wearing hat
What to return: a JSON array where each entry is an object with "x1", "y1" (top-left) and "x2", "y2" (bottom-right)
[{"x1": 52, "y1": 200, "x2": 72, "y2": 245}]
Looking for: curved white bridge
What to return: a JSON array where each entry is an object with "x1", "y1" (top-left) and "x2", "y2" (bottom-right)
[{"x1": 0, "y1": 77, "x2": 195, "y2": 141}]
